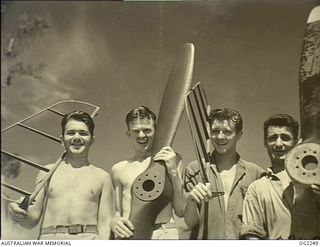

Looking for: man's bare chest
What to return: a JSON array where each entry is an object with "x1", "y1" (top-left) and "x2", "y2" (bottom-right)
[
  {"x1": 47, "y1": 168, "x2": 101, "y2": 198},
  {"x1": 118, "y1": 163, "x2": 149, "y2": 189}
]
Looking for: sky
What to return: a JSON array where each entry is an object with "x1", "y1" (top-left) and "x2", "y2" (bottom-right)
[{"x1": 1, "y1": 0, "x2": 318, "y2": 240}]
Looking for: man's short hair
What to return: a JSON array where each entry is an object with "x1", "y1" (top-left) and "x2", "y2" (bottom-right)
[
  {"x1": 209, "y1": 108, "x2": 243, "y2": 133},
  {"x1": 263, "y1": 114, "x2": 299, "y2": 141},
  {"x1": 61, "y1": 111, "x2": 95, "y2": 136},
  {"x1": 125, "y1": 106, "x2": 157, "y2": 130}
]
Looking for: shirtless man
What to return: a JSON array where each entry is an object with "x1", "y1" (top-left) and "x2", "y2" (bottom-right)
[
  {"x1": 183, "y1": 108, "x2": 264, "y2": 239},
  {"x1": 8, "y1": 111, "x2": 114, "y2": 240},
  {"x1": 110, "y1": 106, "x2": 184, "y2": 239}
]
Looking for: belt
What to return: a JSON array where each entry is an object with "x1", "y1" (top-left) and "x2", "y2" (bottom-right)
[
  {"x1": 41, "y1": 224, "x2": 98, "y2": 235},
  {"x1": 154, "y1": 222, "x2": 177, "y2": 231}
]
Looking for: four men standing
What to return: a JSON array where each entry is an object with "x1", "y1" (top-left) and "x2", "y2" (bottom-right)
[{"x1": 6, "y1": 109, "x2": 319, "y2": 239}]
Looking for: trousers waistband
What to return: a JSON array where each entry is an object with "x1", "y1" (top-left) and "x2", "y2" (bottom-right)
[{"x1": 41, "y1": 224, "x2": 98, "y2": 235}]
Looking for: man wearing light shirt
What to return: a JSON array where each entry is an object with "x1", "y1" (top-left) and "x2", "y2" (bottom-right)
[{"x1": 241, "y1": 114, "x2": 320, "y2": 239}]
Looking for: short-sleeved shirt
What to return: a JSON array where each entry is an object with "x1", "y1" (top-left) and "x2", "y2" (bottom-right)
[
  {"x1": 184, "y1": 155, "x2": 264, "y2": 239},
  {"x1": 241, "y1": 169, "x2": 320, "y2": 239}
]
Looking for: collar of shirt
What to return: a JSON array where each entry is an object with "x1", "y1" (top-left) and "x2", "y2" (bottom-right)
[{"x1": 265, "y1": 167, "x2": 292, "y2": 189}]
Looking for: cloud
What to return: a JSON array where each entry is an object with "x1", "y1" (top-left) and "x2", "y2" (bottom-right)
[{"x1": 1, "y1": 70, "x2": 82, "y2": 125}]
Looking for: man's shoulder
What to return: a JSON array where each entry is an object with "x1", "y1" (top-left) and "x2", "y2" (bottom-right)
[
  {"x1": 90, "y1": 165, "x2": 109, "y2": 174},
  {"x1": 187, "y1": 159, "x2": 200, "y2": 168},
  {"x1": 247, "y1": 175, "x2": 270, "y2": 192},
  {"x1": 35, "y1": 163, "x2": 55, "y2": 180},
  {"x1": 111, "y1": 160, "x2": 130, "y2": 175},
  {"x1": 240, "y1": 159, "x2": 265, "y2": 173},
  {"x1": 240, "y1": 159, "x2": 262, "y2": 169},
  {"x1": 39, "y1": 163, "x2": 58, "y2": 175},
  {"x1": 112, "y1": 160, "x2": 129, "y2": 169},
  {"x1": 44, "y1": 163, "x2": 56, "y2": 169},
  {"x1": 89, "y1": 165, "x2": 111, "y2": 180},
  {"x1": 184, "y1": 160, "x2": 201, "y2": 173}
]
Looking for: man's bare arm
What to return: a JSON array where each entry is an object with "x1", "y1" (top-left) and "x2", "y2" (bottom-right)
[
  {"x1": 8, "y1": 169, "x2": 48, "y2": 228},
  {"x1": 97, "y1": 172, "x2": 114, "y2": 239},
  {"x1": 183, "y1": 196, "x2": 200, "y2": 228},
  {"x1": 110, "y1": 165, "x2": 134, "y2": 238},
  {"x1": 154, "y1": 147, "x2": 185, "y2": 217},
  {"x1": 168, "y1": 158, "x2": 185, "y2": 217}
]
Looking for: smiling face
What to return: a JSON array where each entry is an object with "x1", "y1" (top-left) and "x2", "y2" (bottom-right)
[
  {"x1": 127, "y1": 118, "x2": 155, "y2": 156},
  {"x1": 61, "y1": 119, "x2": 94, "y2": 158},
  {"x1": 210, "y1": 119, "x2": 242, "y2": 155},
  {"x1": 265, "y1": 126, "x2": 296, "y2": 164}
]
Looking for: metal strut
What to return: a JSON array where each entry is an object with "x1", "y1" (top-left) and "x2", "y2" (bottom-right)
[
  {"x1": 185, "y1": 82, "x2": 212, "y2": 182},
  {"x1": 185, "y1": 82, "x2": 224, "y2": 239}
]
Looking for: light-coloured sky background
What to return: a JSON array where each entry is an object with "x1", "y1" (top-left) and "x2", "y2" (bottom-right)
[{"x1": 1, "y1": 0, "x2": 318, "y2": 240}]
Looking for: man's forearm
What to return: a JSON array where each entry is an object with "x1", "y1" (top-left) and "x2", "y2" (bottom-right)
[
  {"x1": 18, "y1": 210, "x2": 41, "y2": 229},
  {"x1": 183, "y1": 196, "x2": 200, "y2": 228},
  {"x1": 169, "y1": 172, "x2": 185, "y2": 217},
  {"x1": 98, "y1": 224, "x2": 111, "y2": 240}
]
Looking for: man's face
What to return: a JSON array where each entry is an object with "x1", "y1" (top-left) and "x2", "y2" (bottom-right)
[
  {"x1": 210, "y1": 119, "x2": 242, "y2": 155},
  {"x1": 61, "y1": 120, "x2": 94, "y2": 157},
  {"x1": 127, "y1": 118, "x2": 155, "y2": 155},
  {"x1": 265, "y1": 126, "x2": 296, "y2": 163}
]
